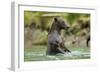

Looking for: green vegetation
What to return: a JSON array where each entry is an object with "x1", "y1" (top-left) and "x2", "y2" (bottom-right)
[{"x1": 24, "y1": 11, "x2": 90, "y2": 46}]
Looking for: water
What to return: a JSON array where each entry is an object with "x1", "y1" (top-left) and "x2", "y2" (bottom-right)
[{"x1": 24, "y1": 46, "x2": 90, "y2": 62}]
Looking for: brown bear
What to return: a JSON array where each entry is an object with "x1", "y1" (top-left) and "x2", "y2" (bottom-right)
[{"x1": 46, "y1": 17, "x2": 71, "y2": 55}]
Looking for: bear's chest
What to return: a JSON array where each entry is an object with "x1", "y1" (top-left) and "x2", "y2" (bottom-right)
[
  {"x1": 49, "y1": 31, "x2": 64, "y2": 43},
  {"x1": 57, "y1": 35, "x2": 63, "y2": 43}
]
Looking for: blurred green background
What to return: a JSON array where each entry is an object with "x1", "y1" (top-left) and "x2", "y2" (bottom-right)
[{"x1": 24, "y1": 11, "x2": 90, "y2": 61}]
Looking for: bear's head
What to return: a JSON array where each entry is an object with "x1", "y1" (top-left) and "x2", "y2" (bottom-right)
[{"x1": 54, "y1": 17, "x2": 70, "y2": 30}]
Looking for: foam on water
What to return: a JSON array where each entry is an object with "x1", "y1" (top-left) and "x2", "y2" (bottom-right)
[
  {"x1": 63, "y1": 50, "x2": 90, "y2": 57},
  {"x1": 47, "y1": 56, "x2": 59, "y2": 60}
]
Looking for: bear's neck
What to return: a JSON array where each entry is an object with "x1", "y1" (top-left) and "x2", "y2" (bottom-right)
[
  {"x1": 50, "y1": 24, "x2": 61, "y2": 34},
  {"x1": 54, "y1": 27, "x2": 61, "y2": 34}
]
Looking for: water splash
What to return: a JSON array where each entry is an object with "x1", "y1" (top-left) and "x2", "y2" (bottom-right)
[{"x1": 62, "y1": 50, "x2": 90, "y2": 58}]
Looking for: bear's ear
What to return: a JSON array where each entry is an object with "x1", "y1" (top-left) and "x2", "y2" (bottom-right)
[{"x1": 54, "y1": 18, "x2": 58, "y2": 21}]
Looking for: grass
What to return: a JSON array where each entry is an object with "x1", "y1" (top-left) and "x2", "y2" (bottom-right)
[{"x1": 24, "y1": 45, "x2": 90, "y2": 62}]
